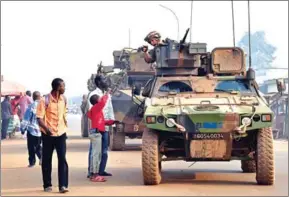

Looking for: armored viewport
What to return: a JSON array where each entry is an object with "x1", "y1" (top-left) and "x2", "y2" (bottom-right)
[{"x1": 154, "y1": 39, "x2": 246, "y2": 77}]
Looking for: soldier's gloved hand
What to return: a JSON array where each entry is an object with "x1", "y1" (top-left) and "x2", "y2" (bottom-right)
[{"x1": 141, "y1": 45, "x2": 148, "y2": 53}]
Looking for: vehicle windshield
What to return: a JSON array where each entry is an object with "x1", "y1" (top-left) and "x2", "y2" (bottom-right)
[
  {"x1": 215, "y1": 80, "x2": 252, "y2": 93},
  {"x1": 158, "y1": 81, "x2": 192, "y2": 93},
  {"x1": 157, "y1": 80, "x2": 252, "y2": 94}
]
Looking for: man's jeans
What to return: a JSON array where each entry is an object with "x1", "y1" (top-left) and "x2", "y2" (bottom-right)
[
  {"x1": 27, "y1": 132, "x2": 42, "y2": 165},
  {"x1": 41, "y1": 133, "x2": 69, "y2": 189},
  {"x1": 89, "y1": 132, "x2": 102, "y2": 174},
  {"x1": 1, "y1": 118, "x2": 10, "y2": 140},
  {"x1": 88, "y1": 131, "x2": 109, "y2": 175}
]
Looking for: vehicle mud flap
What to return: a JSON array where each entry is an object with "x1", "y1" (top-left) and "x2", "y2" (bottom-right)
[
  {"x1": 241, "y1": 160, "x2": 256, "y2": 173},
  {"x1": 109, "y1": 124, "x2": 125, "y2": 151},
  {"x1": 256, "y1": 127, "x2": 275, "y2": 185},
  {"x1": 142, "y1": 128, "x2": 161, "y2": 185}
]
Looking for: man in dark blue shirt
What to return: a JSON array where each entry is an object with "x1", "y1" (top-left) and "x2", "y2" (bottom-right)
[{"x1": 1, "y1": 96, "x2": 13, "y2": 140}]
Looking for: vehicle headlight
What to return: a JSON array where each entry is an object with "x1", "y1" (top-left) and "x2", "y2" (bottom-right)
[
  {"x1": 241, "y1": 117, "x2": 251, "y2": 126},
  {"x1": 166, "y1": 118, "x2": 175, "y2": 128}
]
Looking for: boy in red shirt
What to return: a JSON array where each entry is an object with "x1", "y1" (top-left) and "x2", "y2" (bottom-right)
[{"x1": 87, "y1": 91, "x2": 118, "y2": 182}]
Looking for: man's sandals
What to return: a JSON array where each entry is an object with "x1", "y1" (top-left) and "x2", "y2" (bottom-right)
[{"x1": 90, "y1": 175, "x2": 106, "y2": 182}]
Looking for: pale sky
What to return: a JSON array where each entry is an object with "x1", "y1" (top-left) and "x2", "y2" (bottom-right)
[{"x1": 1, "y1": 1, "x2": 288, "y2": 97}]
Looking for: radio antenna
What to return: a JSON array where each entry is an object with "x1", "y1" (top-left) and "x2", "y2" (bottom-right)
[
  {"x1": 231, "y1": 0, "x2": 236, "y2": 47},
  {"x1": 247, "y1": 0, "x2": 252, "y2": 69},
  {"x1": 189, "y1": 1, "x2": 193, "y2": 43}
]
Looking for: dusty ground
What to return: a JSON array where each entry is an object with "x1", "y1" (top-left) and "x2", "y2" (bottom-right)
[{"x1": 1, "y1": 114, "x2": 288, "y2": 196}]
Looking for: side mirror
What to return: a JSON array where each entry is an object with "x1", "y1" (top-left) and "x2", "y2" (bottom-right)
[
  {"x1": 276, "y1": 79, "x2": 286, "y2": 93},
  {"x1": 132, "y1": 84, "x2": 141, "y2": 96},
  {"x1": 246, "y1": 68, "x2": 255, "y2": 81},
  {"x1": 142, "y1": 79, "x2": 153, "y2": 97}
]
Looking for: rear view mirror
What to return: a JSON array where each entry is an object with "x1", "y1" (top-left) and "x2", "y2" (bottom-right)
[{"x1": 276, "y1": 79, "x2": 286, "y2": 93}]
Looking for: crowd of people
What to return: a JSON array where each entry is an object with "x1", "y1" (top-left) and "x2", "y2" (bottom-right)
[
  {"x1": 1, "y1": 91, "x2": 33, "y2": 140},
  {"x1": 1, "y1": 76, "x2": 117, "y2": 193},
  {"x1": 0, "y1": 31, "x2": 161, "y2": 193}
]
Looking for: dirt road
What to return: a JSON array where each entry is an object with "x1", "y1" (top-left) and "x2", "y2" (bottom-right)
[{"x1": 1, "y1": 114, "x2": 288, "y2": 196}]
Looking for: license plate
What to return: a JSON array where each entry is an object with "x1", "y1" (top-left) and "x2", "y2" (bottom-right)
[
  {"x1": 190, "y1": 139, "x2": 227, "y2": 158},
  {"x1": 192, "y1": 133, "x2": 224, "y2": 140}
]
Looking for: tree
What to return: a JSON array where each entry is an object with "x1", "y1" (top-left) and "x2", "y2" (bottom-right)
[{"x1": 237, "y1": 31, "x2": 277, "y2": 76}]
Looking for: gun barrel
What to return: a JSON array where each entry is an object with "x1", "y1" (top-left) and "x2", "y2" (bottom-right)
[{"x1": 181, "y1": 28, "x2": 190, "y2": 43}]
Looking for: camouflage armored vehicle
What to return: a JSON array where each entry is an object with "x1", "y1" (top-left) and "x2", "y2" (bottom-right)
[
  {"x1": 81, "y1": 63, "x2": 115, "y2": 138},
  {"x1": 133, "y1": 29, "x2": 286, "y2": 185},
  {"x1": 108, "y1": 48, "x2": 155, "y2": 150},
  {"x1": 81, "y1": 50, "x2": 155, "y2": 151}
]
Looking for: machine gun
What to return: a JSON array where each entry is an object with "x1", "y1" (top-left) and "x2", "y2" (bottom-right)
[
  {"x1": 179, "y1": 28, "x2": 190, "y2": 52},
  {"x1": 97, "y1": 61, "x2": 103, "y2": 75},
  {"x1": 110, "y1": 48, "x2": 140, "y2": 93}
]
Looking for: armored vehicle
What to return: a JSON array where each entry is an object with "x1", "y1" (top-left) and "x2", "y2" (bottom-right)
[
  {"x1": 81, "y1": 64, "x2": 114, "y2": 138},
  {"x1": 133, "y1": 29, "x2": 286, "y2": 185},
  {"x1": 81, "y1": 50, "x2": 155, "y2": 151},
  {"x1": 108, "y1": 48, "x2": 155, "y2": 150}
]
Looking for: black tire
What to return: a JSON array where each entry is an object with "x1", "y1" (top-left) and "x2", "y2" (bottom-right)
[
  {"x1": 241, "y1": 160, "x2": 256, "y2": 173},
  {"x1": 81, "y1": 115, "x2": 89, "y2": 138},
  {"x1": 142, "y1": 128, "x2": 161, "y2": 185},
  {"x1": 109, "y1": 125, "x2": 125, "y2": 151},
  {"x1": 256, "y1": 127, "x2": 275, "y2": 185}
]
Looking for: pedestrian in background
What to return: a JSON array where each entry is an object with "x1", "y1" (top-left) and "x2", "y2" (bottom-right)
[
  {"x1": 1, "y1": 96, "x2": 13, "y2": 140},
  {"x1": 19, "y1": 90, "x2": 33, "y2": 121},
  {"x1": 20, "y1": 91, "x2": 42, "y2": 167}
]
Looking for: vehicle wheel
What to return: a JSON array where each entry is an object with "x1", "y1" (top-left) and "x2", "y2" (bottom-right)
[
  {"x1": 109, "y1": 124, "x2": 125, "y2": 151},
  {"x1": 256, "y1": 127, "x2": 275, "y2": 185},
  {"x1": 81, "y1": 115, "x2": 89, "y2": 138},
  {"x1": 142, "y1": 128, "x2": 161, "y2": 185},
  {"x1": 241, "y1": 160, "x2": 256, "y2": 173}
]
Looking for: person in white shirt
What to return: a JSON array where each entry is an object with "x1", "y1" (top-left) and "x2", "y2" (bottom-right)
[{"x1": 87, "y1": 75, "x2": 115, "y2": 178}]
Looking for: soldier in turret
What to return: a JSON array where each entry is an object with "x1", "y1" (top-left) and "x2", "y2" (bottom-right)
[{"x1": 141, "y1": 31, "x2": 164, "y2": 64}]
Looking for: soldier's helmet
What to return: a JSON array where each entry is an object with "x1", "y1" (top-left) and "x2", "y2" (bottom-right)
[{"x1": 144, "y1": 31, "x2": 161, "y2": 43}]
